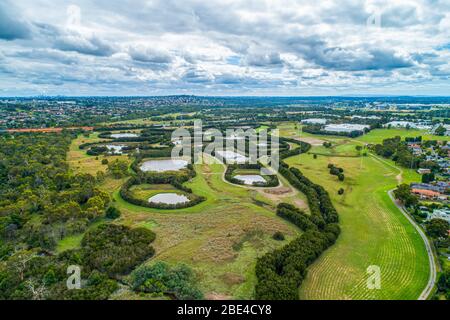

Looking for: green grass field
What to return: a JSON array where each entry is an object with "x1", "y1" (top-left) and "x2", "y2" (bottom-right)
[
  {"x1": 284, "y1": 143, "x2": 429, "y2": 299},
  {"x1": 357, "y1": 128, "x2": 449, "y2": 144}
]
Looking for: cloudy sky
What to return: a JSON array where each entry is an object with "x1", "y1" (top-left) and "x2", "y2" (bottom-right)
[{"x1": 1, "y1": 0, "x2": 450, "y2": 96}]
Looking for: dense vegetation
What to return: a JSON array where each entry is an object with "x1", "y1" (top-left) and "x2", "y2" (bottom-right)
[
  {"x1": 303, "y1": 125, "x2": 367, "y2": 138},
  {"x1": 373, "y1": 136, "x2": 419, "y2": 169},
  {"x1": 0, "y1": 132, "x2": 111, "y2": 252},
  {"x1": 131, "y1": 262, "x2": 203, "y2": 300},
  {"x1": 0, "y1": 132, "x2": 159, "y2": 300}
]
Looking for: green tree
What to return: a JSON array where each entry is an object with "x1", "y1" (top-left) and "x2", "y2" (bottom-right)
[
  {"x1": 435, "y1": 125, "x2": 446, "y2": 136},
  {"x1": 421, "y1": 172, "x2": 435, "y2": 183},
  {"x1": 107, "y1": 160, "x2": 129, "y2": 179},
  {"x1": 105, "y1": 206, "x2": 121, "y2": 219},
  {"x1": 426, "y1": 219, "x2": 449, "y2": 239},
  {"x1": 394, "y1": 184, "x2": 418, "y2": 208}
]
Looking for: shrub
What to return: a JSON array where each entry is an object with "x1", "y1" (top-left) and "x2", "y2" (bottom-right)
[
  {"x1": 131, "y1": 262, "x2": 203, "y2": 300},
  {"x1": 272, "y1": 231, "x2": 285, "y2": 241},
  {"x1": 105, "y1": 206, "x2": 121, "y2": 219}
]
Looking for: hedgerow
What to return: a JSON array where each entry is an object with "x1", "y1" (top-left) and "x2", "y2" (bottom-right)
[{"x1": 254, "y1": 138, "x2": 340, "y2": 299}]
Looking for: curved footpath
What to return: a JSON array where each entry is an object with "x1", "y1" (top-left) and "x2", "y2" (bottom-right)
[{"x1": 388, "y1": 190, "x2": 437, "y2": 300}]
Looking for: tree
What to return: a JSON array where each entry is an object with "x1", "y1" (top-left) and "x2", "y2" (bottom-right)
[
  {"x1": 86, "y1": 196, "x2": 105, "y2": 211},
  {"x1": 421, "y1": 172, "x2": 435, "y2": 183},
  {"x1": 131, "y1": 262, "x2": 203, "y2": 300},
  {"x1": 107, "y1": 159, "x2": 128, "y2": 179},
  {"x1": 426, "y1": 219, "x2": 449, "y2": 239},
  {"x1": 435, "y1": 125, "x2": 446, "y2": 136},
  {"x1": 338, "y1": 188, "x2": 344, "y2": 195},
  {"x1": 394, "y1": 184, "x2": 418, "y2": 208}
]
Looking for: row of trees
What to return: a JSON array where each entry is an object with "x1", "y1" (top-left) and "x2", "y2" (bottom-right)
[
  {"x1": 254, "y1": 139, "x2": 340, "y2": 299},
  {"x1": 303, "y1": 125, "x2": 367, "y2": 138}
]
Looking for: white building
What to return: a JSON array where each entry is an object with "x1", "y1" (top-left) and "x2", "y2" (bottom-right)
[
  {"x1": 301, "y1": 118, "x2": 327, "y2": 125},
  {"x1": 384, "y1": 121, "x2": 431, "y2": 130},
  {"x1": 350, "y1": 115, "x2": 381, "y2": 120},
  {"x1": 324, "y1": 123, "x2": 370, "y2": 133}
]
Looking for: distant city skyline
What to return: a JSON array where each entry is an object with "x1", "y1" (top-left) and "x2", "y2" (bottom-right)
[{"x1": 1, "y1": 0, "x2": 450, "y2": 96}]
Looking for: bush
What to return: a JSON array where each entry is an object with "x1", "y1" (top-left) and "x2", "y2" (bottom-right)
[
  {"x1": 101, "y1": 159, "x2": 109, "y2": 165},
  {"x1": 272, "y1": 231, "x2": 285, "y2": 241},
  {"x1": 105, "y1": 206, "x2": 121, "y2": 219},
  {"x1": 131, "y1": 262, "x2": 203, "y2": 300},
  {"x1": 338, "y1": 188, "x2": 344, "y2": 195},
  {"x1": 81, "y1": 224, "x2": 156, "y2": 277}
]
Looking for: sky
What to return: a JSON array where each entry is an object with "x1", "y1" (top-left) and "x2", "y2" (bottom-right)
[{"x1": 1, "y1": 0, "x2": 450, "y2": 96}]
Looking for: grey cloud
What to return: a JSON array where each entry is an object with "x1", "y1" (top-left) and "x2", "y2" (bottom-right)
[
  {"x1": 128, "y1": 47, "x2": 172, "y2": 64},
  {"x1": 243, "y1": 52, "x2": 283, "y2": 67},
  {"x1": 0, "y1": 0, "x2": 449, "y2": 95},
  {"x1": 0, "y1": 1, "x2": 31, "y2": 40},
  {"x1": 12, "y1": 49, "x2": 78, "y2": 65},
  {"x1": 54, "y1": 34, "x2": 115, "y2": 57},
  {"x1": 311, "y1": 48, "x2": 414, "y2": 71},
  {"x1": 181, "y1": 68, "x2": 213, "y2": 83}
]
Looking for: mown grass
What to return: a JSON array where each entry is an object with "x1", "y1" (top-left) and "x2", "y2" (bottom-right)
[{"x1": 284, "y1": 143, "x2": 429, "y2": 300}]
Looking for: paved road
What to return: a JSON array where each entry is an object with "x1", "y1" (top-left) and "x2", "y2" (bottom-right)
[{"x1": 388, "y1": 190, "x2": 437, "y2": 300}]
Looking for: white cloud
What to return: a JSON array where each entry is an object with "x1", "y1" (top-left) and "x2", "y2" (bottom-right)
[{"x1": 0, "y1": 0, "x2": 449, "y2": 95}]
